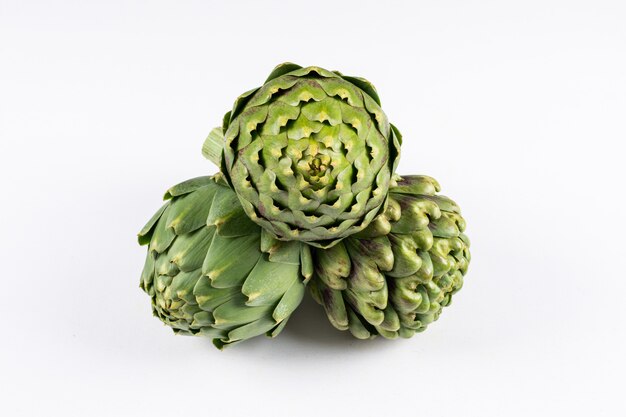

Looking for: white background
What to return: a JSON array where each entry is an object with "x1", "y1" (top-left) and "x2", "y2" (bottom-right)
[{"x1": 1, "y1": 1, "x2": 625, "y2": 416}]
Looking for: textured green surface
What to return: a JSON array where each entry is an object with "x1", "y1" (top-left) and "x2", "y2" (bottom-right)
[
  {"x1": 141, "y1": 63, "x2": 471, "y2": 347},
  {"x1": 309, "y1": 176, "x2": 471, "y2": 339},
  {"x1": 138, "y1": 175, "x2": 311, "y2": 348},
  {"x1": 209, "y1": 63, "x2": 402, "y2": 248}
]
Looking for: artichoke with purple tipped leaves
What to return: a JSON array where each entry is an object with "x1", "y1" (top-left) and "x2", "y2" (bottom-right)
[{"x1": 309, "y1": 175, "x2": 470, "y2": 339}]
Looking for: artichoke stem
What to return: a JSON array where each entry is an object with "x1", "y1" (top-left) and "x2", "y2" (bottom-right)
[{"x1": 202, "y1": 127, "x2": 225, "y2": 167}]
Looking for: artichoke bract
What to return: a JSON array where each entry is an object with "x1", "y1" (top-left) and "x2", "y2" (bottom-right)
[
  {"x1": 308, "y1": 176, "x2": 470, "y2": 339},
  {"x1": 204, "y1": 63, "x2": 402, "y2": 248},
  {"x1": 138, "y1": 175, "x2": 312, "y2": 348}
]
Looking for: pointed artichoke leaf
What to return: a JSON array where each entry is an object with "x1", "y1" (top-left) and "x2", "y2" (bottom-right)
[
  {"x1": 430, "y1": 238, "x2": 454, "y2": 277},
  {"x1": 317, "y1": 241, "x2": 351, "y2": 277},
  {"x1": 412, "y1": 229, "x2": 434, "y2": 251},
  {"x1": 211, "y1": 295, "x2": 274, "y2": 330},
  {"x1": 392, "y1": 176, "x2": 440, "y2": 196},
  {"x1": 389, "y1": 275, "x2": 424, "y2": 313},
  {"x1": 138, "y1": 203, "x2": 169, "y2": 245},
  {"x1": 353, "y1": 213, "x2": 392, "y2": 239},
  {"x1": 363, "y1": 93, "x2": 389, "y2": 139},
  {"x1": 299, "y1": 244, "x2": 314, "y2": 282},
  {"x1": 169, "y1": 269, "x2": 203, "y2": 304},
  {"x1": 207, "y1": 185, "x2": 258, "y2": 237},
  {"x1": 346, "y1": 285, "x2": 387, "y2": 326},
  {"x1": 267, "y1": 318, "x2": 289, "y2": 338},
  {"x1": 387, "y1": 234, "x2": 422, "y2": 278},
  {"x1": 378, "y1": 304, "x2": 401, "y2": 332},
  {"x1": 225, "y1": 317, "x2": 279, "y2": 344},
  {"x1": 341, "y1": 75, "x2": 381, "y2": 106},
  {"x1": 314, "y1": 241, "x2": 351, "y2": 290},
  {"x1": 165, "y1": 184, "x2": 217, "y2": 235},
  {"x1": 148, "y1": 206, "x2": 176, "y2": 254},
  {"x1": 241, "y1": 255, "x2": 301, "y2": 307},
  {"x1": 190, "y1": 310, "x2": 214, "y2": 328},
  {"x1": 193, "y1": 276, "x2": 240, "y2": 311},
  {"x1": 427, "y1": 194, "x2": 461, "y2": 214},
  {"x1": 164, "y1": 176, "x2": 214, "y2": 199},
  {"x1": 202, "y1": 233, "x2": 261, "y2": 288},
  {"x1": 346, "y1": 309, "x2": 373, "y2": 340},
  {"x1": 168, "y1": 226, "x2": 215, "y2": 272},
  {"x1": 389, "y1": 124, "x2": 402, "y2": 171},
  {"x1": 264, "y1": 62, "x2": 303, "y2": 83},
  {"x1": 265, "y1": 239, "x2": 301, "y2": 265},
  {"x1": 272, "y1": 280, "x2": 306, "y2": 323},
  {"x1": 155, "y1": 253, "x2": 178, "y2": 277},
  {"x1": 347, "y1": 236, "x2": 393, "y2": 272},
  {"x1": 376, "y1": 327, "x2": 399, "y2": 339},
  {"x1": 139, "y1": 251, "x2": 156, "y2": 291},
  {"x1": 308, "y1": 279, "x2": 349, "y2": 330},
  {"x1": 260, "y1": 228, "x2": 279, "y2": 253},
  {"x1": 391, "y1": 194, "x2": 440, "y2": 234},
  {"x1": 212, "y1": 337, "x2": 243, "y2": 350},
  {"x1": 429, "y1": 211, "x2": 463, "y2": 238},
  {"x1": 180, "y1": 300, "x2": 202, "y2": 317},
  {"x1": 346, "y1": 252, "x2": 386, "y2": 292},
  {"x1": 315, "y1": 264, "x2": 348, "y2": 291},
  {"x1": 154, "y1": 272, "x2": 171, "y2": 295},
  {"x1": 202, "y1": 127, "x2": 225, "y2": 167},
  {"x1": 222, "y1": 111, "x2": 232, "y2": 133},
  {"x1": 415, "y1": 251, "x2": 434, "y2": 282},
  {"x1": 230, "y1": 87, "x2": 260, "y2": 121},
  {"x1": 195, "y1": 326, "x2": 226, "y2": 339}
]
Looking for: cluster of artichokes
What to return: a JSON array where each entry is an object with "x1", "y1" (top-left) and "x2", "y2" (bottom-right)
[{"x1": 139, "y1": 63, "x2": 471, "y2": 348}]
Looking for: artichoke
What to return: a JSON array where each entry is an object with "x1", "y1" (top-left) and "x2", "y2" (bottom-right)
[
  {"x1": 203, "y1": 63, "x2": 402, "y2": 248},
  {"x1": 138, "y1": 175, "x2": 312, "y2": 348},
  {"x1": 308, "y1": 175, "x2": 470, "y2": 339},
  {"x1": 139, "y1": 62, "x2": 471, "y2": 348}
]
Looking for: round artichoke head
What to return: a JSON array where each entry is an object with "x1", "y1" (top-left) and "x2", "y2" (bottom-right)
[
  {"x1": 219, "y1": 63, "x2": 402, "y2": 248},
  {"x1": 309, "y1": 176, "x2": 471, "y2": 339},
  {"x1": 138, "y1": 175, "x2": 313, "y2": 348}
]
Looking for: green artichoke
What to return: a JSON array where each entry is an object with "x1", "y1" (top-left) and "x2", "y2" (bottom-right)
[
  {"x1": 308, "y1": 175, "x2": 470, "y2": 339},
  {"x1": 204, "y1": 63, "x2": 402, "y2": 248},
  {"x1": 138, "y1": 174, "x2": 312, "y2": 348},
  {"x1": 139, "y1": 63, "x2": 471, "y2": 348}
]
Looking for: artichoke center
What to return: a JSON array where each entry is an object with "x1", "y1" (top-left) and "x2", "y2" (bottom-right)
[
  {"x1": 308, "y1": 157, "x2": 326, "y2": 176},
  {"x1": 297, "y1": 147, "x2": 332, "y2": 189}
]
